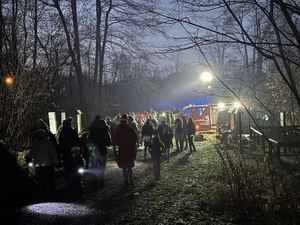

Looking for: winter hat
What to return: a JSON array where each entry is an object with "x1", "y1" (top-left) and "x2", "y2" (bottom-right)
[
  {"x1": 71, "y1": 146, "x2": 81, "y2": 156},
  {"x1": 35, "y1": 129, "x2": 46, "y2": 139},
  {"x1": 36, "y1": 119, "x2": 49, "y2": 131},
  {"x1": 121, "y1": 113, "x2": 128, "y2": 120},
  {"x1": 63, "y1": 117, "x2": 73, "y2": 128}
]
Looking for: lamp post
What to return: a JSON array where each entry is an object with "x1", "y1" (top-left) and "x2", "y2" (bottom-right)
[
  {"x1": 1, "y1": 76, "x2": 13, "y2": 139},
  {"x1": 201, "y1": 71, "x2": 213, "y2": 103}
]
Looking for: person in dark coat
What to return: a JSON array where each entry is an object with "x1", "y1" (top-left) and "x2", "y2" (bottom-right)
[
  {"x1": 113, "y1": 114, "x2": 138, "y2": 188},
  {"x1": 88, "y1": 119, "x2": 112, "y2": 186},
  {"x1": 58, "y1": 117, "x2": 80, "y2": 194},
  {"x1": 142, "y1": 119, "x2": 155, "y2": 160},
  {"x1": 186, "y1": 117, "x2": 196, "y2": 152},
  {"x1": 174, "y1": 117, "x2": 184, "y2": 151},
  {"x1": 106, "y1": 116, "x2": 117, "y2": 140},
  {"x1": 128, "y1": 115, "x2": 138, "y2": 133},
  {"x1": 0, "y1": 140, "x2": 37, "y2": 224},
  {"x1": 88, "y1": 115, "x2": 101, "y2": 131},
  {"x1": 182, "y1": 116, "x2": 188, "y2": 149},
  {"x1": 160, "y1": 122, "x2": 173, "y2": 162},
  {"x1": 79, "y1": 132, "x2": 90, "y2": 169},
  {"x1": 148, "y1": 131, "x2": 165, "y2": 180}
]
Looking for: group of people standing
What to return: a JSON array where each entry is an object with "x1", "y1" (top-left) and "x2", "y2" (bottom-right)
[
  {"x1": 25, "y1": 112, "x2": 197, "y2": 201},
  {"x1": 26, "y1": 117, "x2": 84, "y2": 201},
  {"x1": 140, "y1": 115, "x2": 197, "y2": 180},
  {"x1": 173, "y1": 116, "x2": 197, "y2": 153},
  {"x1": 25, "y1": 114, "x2": 139, "y2": 200},
  {"x1": 0, "y1": 110, "x2": 197, "y2": 224}
]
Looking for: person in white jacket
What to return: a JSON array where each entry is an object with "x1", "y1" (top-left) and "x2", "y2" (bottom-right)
[{"x1": 26, "y1": 129, "x2": 59, "y2": 200}]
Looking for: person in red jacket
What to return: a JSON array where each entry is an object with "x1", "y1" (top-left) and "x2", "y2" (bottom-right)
[{"x1": 113, "y1": 114, "x2": 138, "y2": 189}]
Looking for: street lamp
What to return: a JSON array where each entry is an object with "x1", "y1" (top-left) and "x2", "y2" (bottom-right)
[
  {"x1": 2, "y1": 76, "x2": 13, "y2": 139},
  {"x1": 201, "y1": 71, "x2": 213, "y2": 83},
  {"x1": 4, "y1": 76, "x2": 13, "y2": 86},
  {"x1": 201, "y1": 71, "x2": 213, "y2": 103}
]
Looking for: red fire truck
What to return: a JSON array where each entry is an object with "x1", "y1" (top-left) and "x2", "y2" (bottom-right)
[{"x1": 177, "y1": 103, "x2": 241, "y2": 132}]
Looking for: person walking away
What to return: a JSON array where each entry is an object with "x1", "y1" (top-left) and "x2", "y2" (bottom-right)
[
  {"x1": 187, "y1": 117, "x2": 197, "y2": 152},
  {"x1": 182, "y1": 116, "x2": 188, "y2": 149},
  {"x1": 113, "y1": 114, "x2": 138, "y2": 189},
  {"x1": 58, "y1": 117, "x2": 80, "y2": 196},
  {"x1": 148, "y1": 131, "x2": 165, "y2": 180},
  {"x1": 64, "y1": 144, "x2": 85, "y2": 200},
  {"x1": 26, "y1": 129, "x2": 60, "y2": 200},
  {"x1": 160, "y1": 124, "x2": 173, "y2": 162},
  {"x1": 174, "y1": 117, "x2": 184, "y2": 151},
  {"x1": 157, "y1": 120, "x2": 166, "y2": 138},
  {"x1": 106, "y1": 116, "x2": 117, "y2": 139},
  {"x1": 88, "y1": 119, "x2": 112, "y2": 187},
  {"x1": 128, "y1": 115, "x2": 138, "y2": 133},
  {"x1": 88, "y1": 115, "x2": 101, "y2": 131},
  {"x1": 136, "y1": 119, "x2": 144, "y2": 146},
  {"x1": 79, "y1": 132, "x2": 90, "y2": 169},
  {"x1": 113, "y1": 114, "x2": 121, "y2": 126},
  {"x1": 142, "y1": 119, "x2": 154, "y2": 160}
]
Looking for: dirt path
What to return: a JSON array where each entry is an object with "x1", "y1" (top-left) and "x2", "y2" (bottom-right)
[{"x1": 17, "y1": 138, "x2": 236, "y2": 225}]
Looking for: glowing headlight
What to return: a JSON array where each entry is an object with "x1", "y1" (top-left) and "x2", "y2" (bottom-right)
[
  {"x1": 28, "y1": 162, "x2": 34, "y2": 167},
  {"x1": 233, "y1": 102, "x2": 240, "y2": 108},
  {"x1": 78, "y1": 168, "x2": 84, "y2": 174},
  {"x1": 218, "y1": 103, "x2": 225, "y2": 108}
]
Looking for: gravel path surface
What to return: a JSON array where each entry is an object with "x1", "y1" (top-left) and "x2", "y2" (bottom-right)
[
  {"x1": 16, "y1": 139, "x2": 231, "y2": 225},
  {"x1": 16, "y1": 146, "x2": 159, "y2": 225}
]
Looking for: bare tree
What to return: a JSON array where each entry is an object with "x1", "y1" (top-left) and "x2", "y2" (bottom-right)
[{"x1": 151, "y1": 1, "x2": 300, "y2": 125}]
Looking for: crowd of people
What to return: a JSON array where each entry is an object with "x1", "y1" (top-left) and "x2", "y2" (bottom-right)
[{"x1": 0, "y1": 110, "x2": 198, "y2": 222}]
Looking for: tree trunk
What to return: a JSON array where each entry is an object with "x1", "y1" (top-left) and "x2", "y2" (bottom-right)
[{"x1": 53, "y1": 0, "x2": 88, "y2": 124}]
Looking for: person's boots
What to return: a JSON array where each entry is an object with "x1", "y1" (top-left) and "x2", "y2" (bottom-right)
[
  {"x1": 124, "y1": 179, "x2": 129, "y2": 189},
  {"x1": 129, "y1": 177, "x2": 135, "y2": 188},
  {"x1": 123, "y1": 169, "x2": 129, "y2": 189},
  {"x1": 128, "y1": 169, "x2": 135, "y2": 188}
]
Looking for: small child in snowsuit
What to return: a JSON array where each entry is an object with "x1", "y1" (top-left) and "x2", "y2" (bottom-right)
[
  {"x1": 148, "y1": 132, "x2": 165, "y2": 180},
  {"x1": 65, "y1": 145, "x2": 85, "y2": 200}
]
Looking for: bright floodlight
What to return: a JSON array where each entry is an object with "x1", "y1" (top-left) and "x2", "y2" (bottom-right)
[
  {"x1": 201, "y1": 71, "x2": 213, "y2": 82},
  {"x1": 234, "y1": 102, "x2": 240, "y2": 108}
]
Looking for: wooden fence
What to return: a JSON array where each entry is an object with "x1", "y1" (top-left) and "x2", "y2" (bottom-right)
[{"x1": 249, "y1": 126, "x2": 300, "y2": 163}]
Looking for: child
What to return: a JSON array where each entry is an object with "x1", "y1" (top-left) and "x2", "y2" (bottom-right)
[
  {"x1": 160, "y1": 126, "x2": 173, "y2": 162},
  {"x1": 79, "y1": 132, "x2": 90, "y2": 169},
  {"x1": 148, "y1": 132, "x2": 165, "y2": 180},
  {"x1": 66, "y1": 145, "x2": 85, "y2": 200}
]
